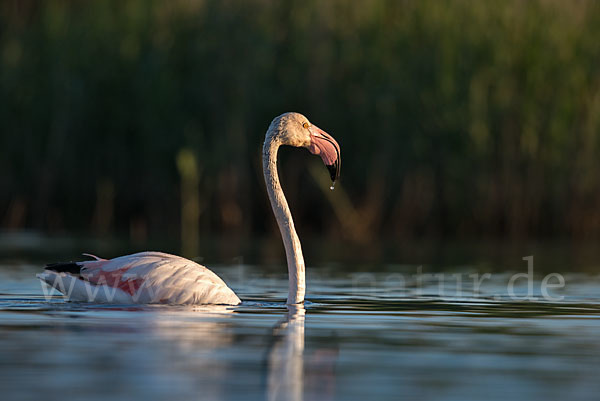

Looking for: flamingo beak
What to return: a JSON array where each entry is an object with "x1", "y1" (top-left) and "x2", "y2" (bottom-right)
[{"x1": 308, "y1": 125, "x2": 341, "y2": 183}]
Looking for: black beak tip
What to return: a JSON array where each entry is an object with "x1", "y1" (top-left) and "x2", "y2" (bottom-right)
[{"x1": 326, "y1": 161, "x2": 340, "y2": 183}]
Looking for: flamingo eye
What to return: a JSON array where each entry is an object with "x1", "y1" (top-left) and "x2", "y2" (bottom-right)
[{"x1": 302, "y1": 122, "x2": 309, "y2": 129}]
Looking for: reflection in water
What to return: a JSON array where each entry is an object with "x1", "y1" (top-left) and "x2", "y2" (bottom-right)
[
  {"x1": 2, "y1": 264, "x2": 600, "y2": 401},
  {"x1": 265, "y1": 304, "x2": 339, "y2": 401},
  {"x1": 267, "y1": 304, "x2": 306, "y2": 401},
  {"x1": 148, "y1": 305, "x2": 237, "y2": 401},
  {"x1": 150, "y1": 305, "x2": 235, "y2": 350}
]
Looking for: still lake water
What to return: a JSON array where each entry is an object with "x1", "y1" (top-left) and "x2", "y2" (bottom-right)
[{"x1": 1, "y1": 254, "x2": 600, "y2": 401}]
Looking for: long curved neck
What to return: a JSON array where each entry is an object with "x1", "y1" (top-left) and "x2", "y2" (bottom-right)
[{"x1": 263, "y1": 134, "x2": 306, "y2": 304}]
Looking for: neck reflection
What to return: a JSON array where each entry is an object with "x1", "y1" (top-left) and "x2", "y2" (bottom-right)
[{"x1": 267, "y1": 304, "x2": 305, "y2": 401}]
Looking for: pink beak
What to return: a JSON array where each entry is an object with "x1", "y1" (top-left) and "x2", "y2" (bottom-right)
[{"x1": 308, "y1": 125, "x2": 341, "y2": 183}]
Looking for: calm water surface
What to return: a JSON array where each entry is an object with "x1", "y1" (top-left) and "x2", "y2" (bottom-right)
[{"x1": 1, "y1": 261, "x2": 600, "y2": 401}]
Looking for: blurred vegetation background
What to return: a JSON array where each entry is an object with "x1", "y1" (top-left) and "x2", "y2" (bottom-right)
[{"x1": 1, "y1": 0, "x2": 600, "y2": 262}]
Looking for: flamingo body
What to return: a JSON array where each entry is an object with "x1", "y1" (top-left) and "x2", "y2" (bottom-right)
[{"x1": 37, "y1": 252, "x2": 241, "y2": 305}]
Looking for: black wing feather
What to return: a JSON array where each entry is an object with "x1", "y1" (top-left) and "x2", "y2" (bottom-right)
[{"x1": 44, "y1": 262, "x2": 82, "y2": 275}]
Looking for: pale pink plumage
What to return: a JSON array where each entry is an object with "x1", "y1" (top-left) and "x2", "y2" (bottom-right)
[{"x1": 37, "y1": 252, "x2": 241, "y2": 305}]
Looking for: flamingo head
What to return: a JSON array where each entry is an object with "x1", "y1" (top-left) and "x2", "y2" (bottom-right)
[{"x1": 270, "y1": 112, "x2": 341, "y2": 184}]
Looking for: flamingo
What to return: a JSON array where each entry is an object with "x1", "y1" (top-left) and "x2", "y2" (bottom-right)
[{"x1": 37, "y1": 112, "x2": 341, "y2": 305}]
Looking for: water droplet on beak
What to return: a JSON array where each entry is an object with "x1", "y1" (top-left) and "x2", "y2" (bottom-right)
[{"x1": 330, "y1": 182, "x2": 335, "y2": 191}]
